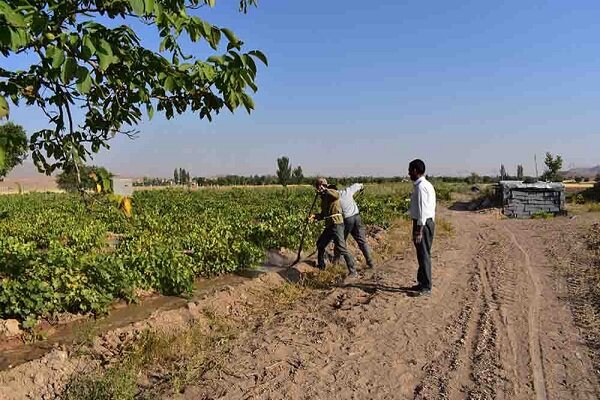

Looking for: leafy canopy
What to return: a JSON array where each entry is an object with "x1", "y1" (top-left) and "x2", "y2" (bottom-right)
[
  {"x1": 0, "y1": 121, "x2": 28, "y2": 178},
  {"x1": 276, "y1": 156, "x2": 291, "y2": 187},
  {"x1": 56, "y1": 164, "x2": 112, "y2": 192},
  {"x1": 542, "y1": 152, "x2": 563, "y2": 182},
  {"x1": 0, "y1": 0, "x2": 267, "y2": 175}
]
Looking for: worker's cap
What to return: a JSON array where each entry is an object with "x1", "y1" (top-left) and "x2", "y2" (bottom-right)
[{"x1": 315, "y1": 177, "x2": 328, "y2": 188}]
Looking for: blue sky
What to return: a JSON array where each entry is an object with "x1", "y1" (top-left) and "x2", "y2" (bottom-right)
[{"x1": 6, "y1": 0, "x2": 600, "y2": 177}]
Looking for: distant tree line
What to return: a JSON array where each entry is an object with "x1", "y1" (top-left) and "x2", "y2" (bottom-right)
[
  {"x1": 132, "y1": 152, "x2": 576, "y2": 189},
  {"x1": 174, "y1": 168, "x2": 191, "y2": 185}
]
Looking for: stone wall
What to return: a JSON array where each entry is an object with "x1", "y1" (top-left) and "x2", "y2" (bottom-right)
[{"x1": 500, "y1": 181, "x2": 565, "y2": 218}]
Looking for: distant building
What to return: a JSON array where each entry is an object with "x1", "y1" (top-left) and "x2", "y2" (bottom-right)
[{"x1": 499, "y1": 181, "x2": 565, "y2": 218}]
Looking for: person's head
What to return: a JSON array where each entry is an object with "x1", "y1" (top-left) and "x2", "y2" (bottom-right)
[
  {"x1": 408, "y1": 159, "x2": 426, "y2": 181},
  {"x1": 315, "y1": 177, "x2": 328, "y2": 192}
]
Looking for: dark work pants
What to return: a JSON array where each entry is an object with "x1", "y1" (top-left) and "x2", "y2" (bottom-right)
[
  {"x1": 317, "y1": 223, "x2": 356, "y2": 273},
  {"x1": 334, "y1": 214, "x2": 374, "y2": 267},
  {"x1": 413, "y1": 219, "x2": 435, "y2": 291}
]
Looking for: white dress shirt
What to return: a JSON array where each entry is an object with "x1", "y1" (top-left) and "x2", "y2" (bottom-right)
[
  {"x1": 410, "y1": 176, "x2": 436, "y2": 226},
  {"x1": 339, "y1": 183, "x2": 363, "y2": 218}
]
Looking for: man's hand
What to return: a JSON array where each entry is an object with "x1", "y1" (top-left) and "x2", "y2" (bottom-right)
[{"x1": 414, "y1": 226, "x2": 424, "y2": 244}]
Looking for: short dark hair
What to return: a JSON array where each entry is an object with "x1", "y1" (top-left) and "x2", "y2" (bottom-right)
[{"x1": 409, "y1": 159, "x2": 426, "y2": 175}]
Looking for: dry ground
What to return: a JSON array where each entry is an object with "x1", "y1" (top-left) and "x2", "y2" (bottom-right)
[
  {"x1": 171, "y1": 209, "x2": 600, "y2": 400},
  {"x1": 1, "y1": 208, "x2": 599, "y2": 399}
]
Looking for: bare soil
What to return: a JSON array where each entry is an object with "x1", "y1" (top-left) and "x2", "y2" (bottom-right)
[
  {"x1": 171, "y1": 209, "x2": 600, "y2": 400},
  {"x1": 1, "y1": 208, "x2": 599, "y2": 399}
]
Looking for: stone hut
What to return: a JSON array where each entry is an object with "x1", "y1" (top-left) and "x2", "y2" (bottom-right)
[{"x1": 499, "y1": 181, "x2": 565, "y2": 218}]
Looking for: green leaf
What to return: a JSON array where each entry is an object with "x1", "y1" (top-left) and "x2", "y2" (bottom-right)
[
  {"x1": 164, "y1": 76, "x2": 175, "y2": 92},
  {"x1": 146, "y1": 103, "x2": 154, "y2": 120},
  {"x1": 98, "y1": 52, "x2": 116, "y2": 72},
  {"x1": 0, "y1": 25, "x2": 10, "y2": 46},
  {"x1": 249, "y1": 50, "x2": 268, "y2": 66},
  {"x1": 144, "y1": 0, "x2": 155, "y2": 14},
  {"x1": 82, "y1": 35, "x2": 96, "y2": 60},
  {"x1": 241, "y1": 93, "x2": 255, "y2": 113},
  {"x1": 210, "y1": 27, "x2": 221, "y2": 49},
  {"x1": 9, "y1": 28, "x2": 27, "y2": 51},
  {"x1": 0, "y1": 145, "x2": 5, "y2": 170},
  {"x1": 206, "y1": 0, "x2": 216, "y2": 7},
  {"x1": 97, "y1": 39, "x2": 113, "y2": 57},
  {"x1": 61, "y1": 57, "x2": 77, "y2": 83},
  {"x1": 76, "y1": 69, "x2": 92, "y2": 94},
  {"x1": 207, "y1": 55, "x2": 224, "y2": 65},
  {"x1": 50, "y1": 47, "x2": 64, "y2": 68},
  {"x1": 221, "y1": 28, "x2": 239, "y2": 44},
  {"x1": 129, "y1": 0, "x2": 145, "y2": 15},
  {"x1": 0, "y1": 95, "x2": 8, "y2": 119}
]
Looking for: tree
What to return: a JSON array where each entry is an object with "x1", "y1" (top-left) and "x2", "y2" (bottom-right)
[
  {"x1": 56, "y1": 164, "x2": 112, "y2": 192},
  {"x1": 0, "y1": 0, "x2": 267, "y2": 179},
  {"x1": 500, "y1": 164, "x2": 506, "y2": 180},
  {"x1": 517, "y1": 164, "x2": 524, "y2": 180},
  {"x1": 292, "y1": 165, "x2": 304, "y2": 184},
  {"x1": 276, "y1": 156, "x2": 292, "y2": 187},
  {"x1": 542, "y1": 152, "x2": 563, "y2": 182},
  {"x1": 467, "y1": 172, "x2": 481, "y2": 184},
  {"x1": 174, "y1": 168, "x2": 179, "y2": 185},
  {"x1": 0, "y1": 122, "x2": 28, "y2": 179}
]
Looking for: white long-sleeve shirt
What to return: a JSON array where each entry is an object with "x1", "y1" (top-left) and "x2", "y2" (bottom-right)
[
  {"x1": 410, "y1": 177, "x2": 436, "y2": 226},
  {"x1": 339, "y1": 183, "x2": 363, "y2": 218}
]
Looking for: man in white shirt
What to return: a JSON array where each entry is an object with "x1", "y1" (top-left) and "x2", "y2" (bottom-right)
[
  {"x1": 333, "y1": 183, "x2": 375, "y2": 269},
  {"x1": 408, "y1": 159, "x2": 436, "y2": 296}
]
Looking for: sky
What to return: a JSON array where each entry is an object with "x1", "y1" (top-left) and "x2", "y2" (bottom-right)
[{"x1": 5, "y1": 0, "x2": 600, "y2": 178}]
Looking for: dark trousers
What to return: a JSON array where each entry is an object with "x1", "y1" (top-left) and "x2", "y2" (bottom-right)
[
  {"x1": 334, "y1": 214, "x2": 374, "y2": 267},
  {"x1": 317, "y1": 223, "x2": 355, "y2": 273},
  {"x1": 413, "y1": 219, "x2": 435, "y2": 290}
]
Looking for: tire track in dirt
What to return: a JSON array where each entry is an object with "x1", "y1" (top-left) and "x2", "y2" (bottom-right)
[
  {"x1": 415, "y1": 218, "x2": 508, "y2": 400},
  {"x1": 504, "y1": 225, "x2": 548, "y2": 400}
]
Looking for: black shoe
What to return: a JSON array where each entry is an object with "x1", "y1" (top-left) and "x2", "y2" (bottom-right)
[
  {"x1": 408, "y1": 289, "x2": 431, "y2": 298},
  {"x1": 365, "y1": 263, "x2": 375, "y2": 269},
  {"x1": 408, "y1": 284, "x2": 422, "y2": 291}
]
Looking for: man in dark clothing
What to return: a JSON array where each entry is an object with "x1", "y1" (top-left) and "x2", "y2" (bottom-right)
[{"x1": 310, "y1": 178, "x2": 357, "y2": 277}]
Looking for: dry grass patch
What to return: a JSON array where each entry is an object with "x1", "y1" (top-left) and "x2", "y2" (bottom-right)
[
  {"x1": 63, "y1": 310, "x2": 234, "y2": 400},
  {"x1": 301, "y1": 264, "x2": 348, "y2": 289}
]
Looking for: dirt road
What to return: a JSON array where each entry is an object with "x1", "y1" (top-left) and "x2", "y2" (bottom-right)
[{"x1": 172, "y1": 209, "x2": 600, "y2": 400}]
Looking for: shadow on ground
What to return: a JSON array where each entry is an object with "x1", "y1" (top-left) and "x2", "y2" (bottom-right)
[{"x1": 344, "y1": 282, "x2": 418, "y2": 295}]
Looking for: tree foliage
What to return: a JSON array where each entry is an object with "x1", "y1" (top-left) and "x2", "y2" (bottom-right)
[
  {"x1": 276, "y1": 156, "x2": 291, "y2": 187},
  {"x1": 0, "y1": 121, "x2": 27, "y2": 178},
  {"x1": 56, "y1": 164, "x2": 113, "y2": 192},
  {"x1": 292, "y1": 165, "x2": 303, "y2": 184},
  {"x1": 542, "y1": 152, "x2": 563, "y2": 182},
  {"x1": 0, "y1": 0, "x2": 266, "y2": 176}
]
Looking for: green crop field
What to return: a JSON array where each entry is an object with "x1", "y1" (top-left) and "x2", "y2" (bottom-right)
[{"x1": 0, "y1": 187, "x2": 410, "y2": 324}]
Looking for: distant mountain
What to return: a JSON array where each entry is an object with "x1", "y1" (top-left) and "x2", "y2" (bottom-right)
[{"x1": 562, "y1": 165, "x2": 600, "y2": 179}]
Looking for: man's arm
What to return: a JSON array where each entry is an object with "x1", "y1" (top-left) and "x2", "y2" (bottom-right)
[
  {"x1": 346, "y1": 183, "x2": 364, "y2": 197},
  {"x1": 324, "y1": 187, "x2": 340, "y2": 200},
  {"x1": 414, "y1": 184, "x2": 426, "y2": 243}
]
